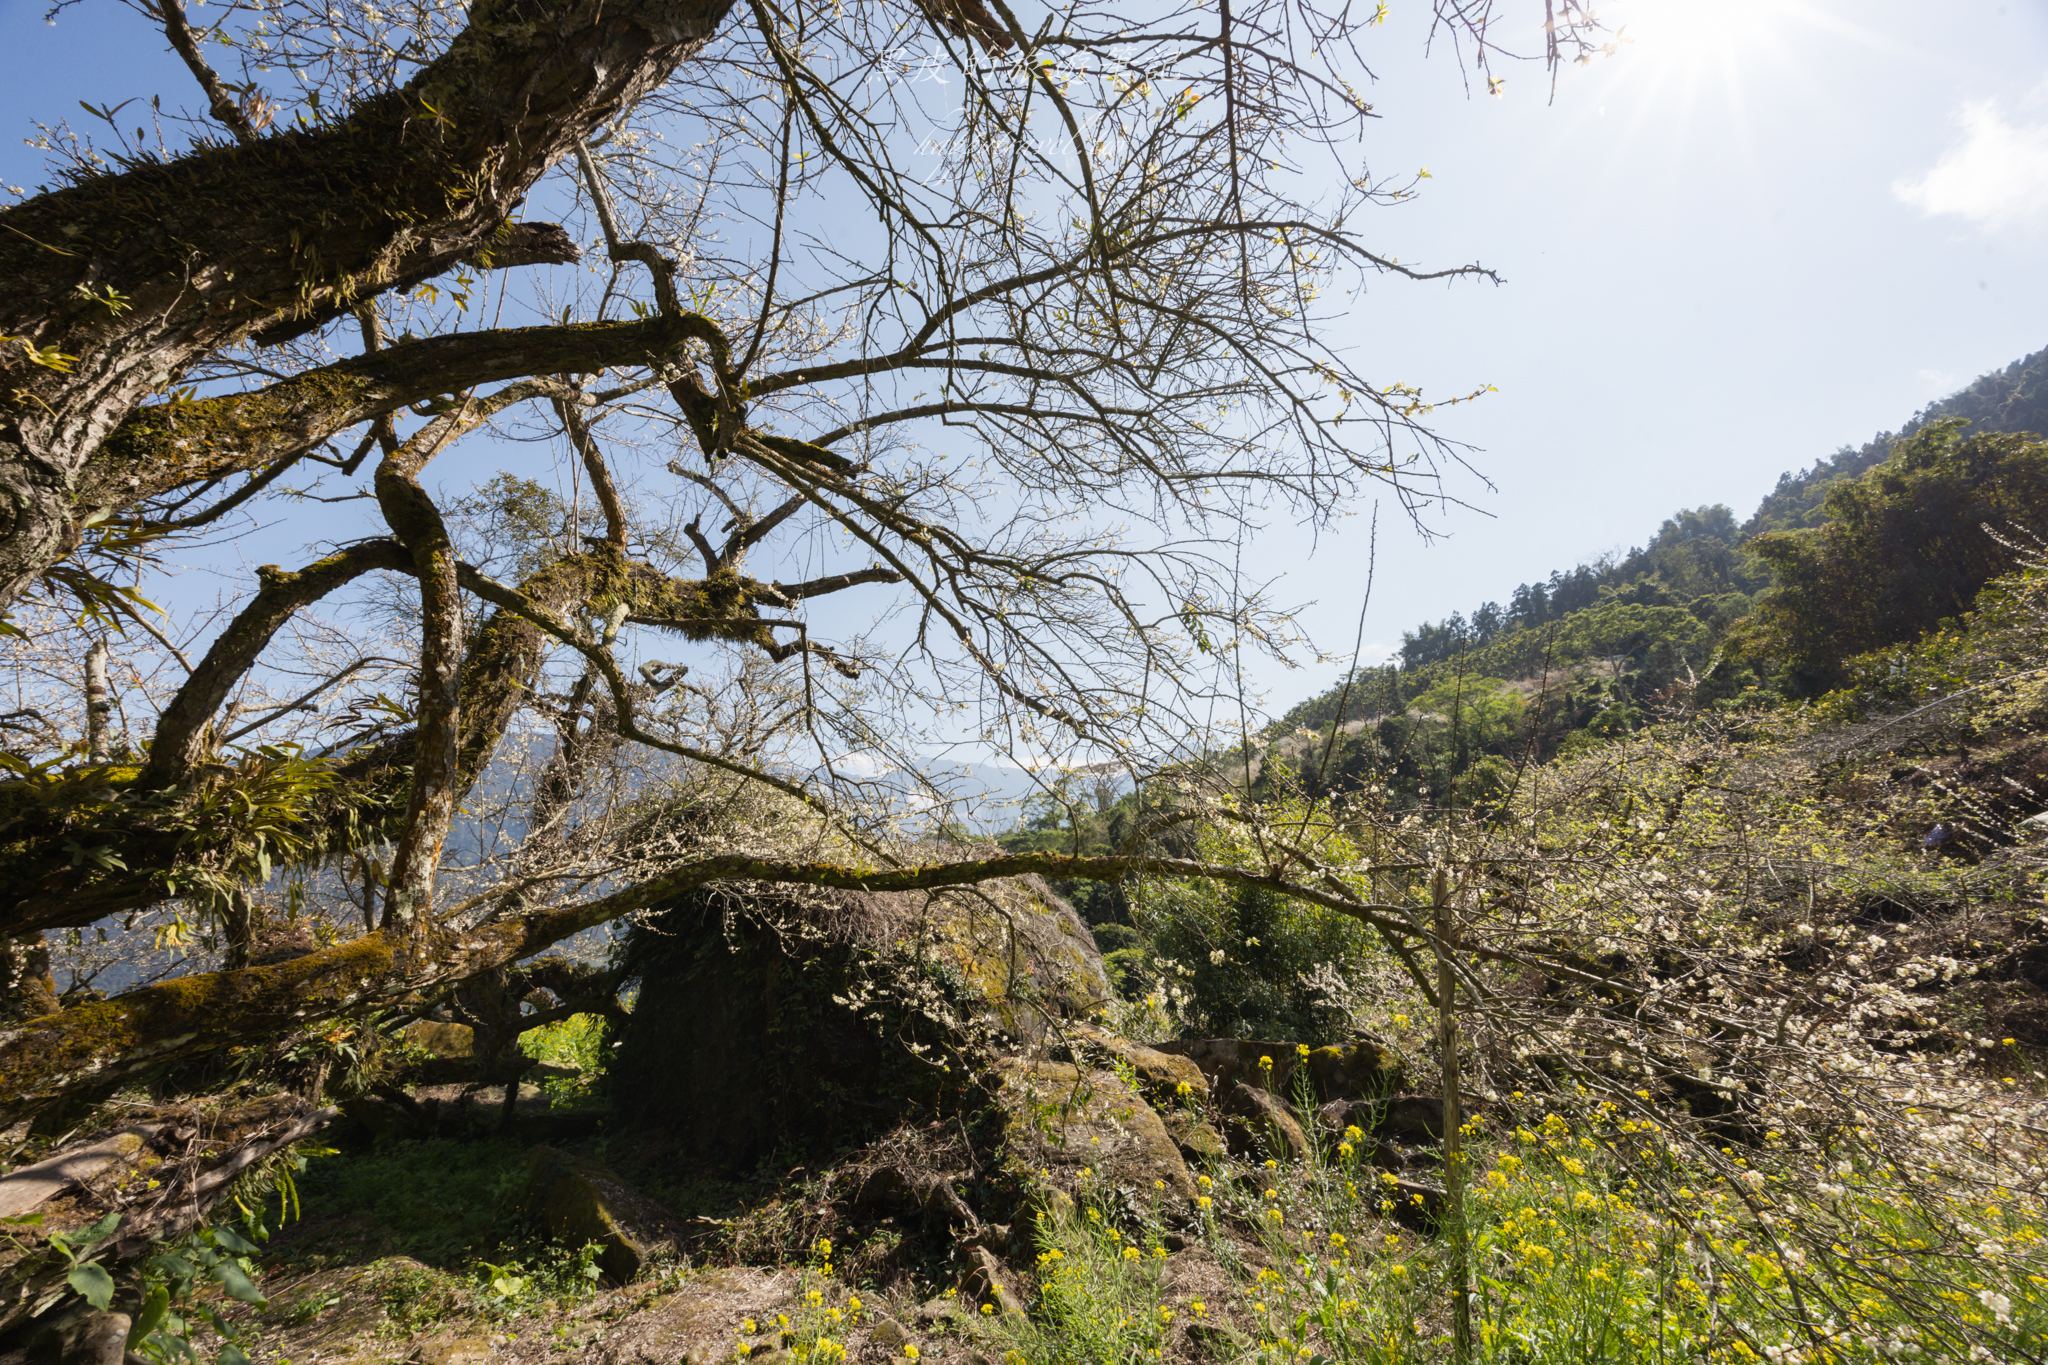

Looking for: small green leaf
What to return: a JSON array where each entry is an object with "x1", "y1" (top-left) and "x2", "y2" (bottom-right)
[
  {"x1": 78, "y1": 1211, "x2": 122, "y2": 1246},
  {"x1": 67, "y1": 1262, "x2": 115, "y2": 1310},
  {"x1": 212, "y1": 1259, "x2": 266, "y2": 1306},
  {"x1": 129, "y1": 1284, "x2": 169, "y2": 1343},
  {"x1": 212, "y1": 1226, "x2": 258, "y2": 1257}
]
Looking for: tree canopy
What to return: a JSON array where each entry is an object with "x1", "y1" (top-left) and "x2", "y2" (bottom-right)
[{"x1": 0, "y1": 0, "x2": 1601, "y2": 1117}]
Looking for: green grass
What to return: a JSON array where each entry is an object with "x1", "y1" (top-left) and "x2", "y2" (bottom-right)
[
  {"x1": 269, "y1": 1137, "x2": 610, "y2": 1338},
  {"x1": 284, "y1": 1137, "x2": 533, "y2": 1268}
]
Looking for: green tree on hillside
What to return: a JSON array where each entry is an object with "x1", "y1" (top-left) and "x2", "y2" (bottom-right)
[
  {"x1": 1746, "y1": 344, "x2": 2048, "y2": 535},
  {"x1": 1379, "y1": 674, "x2": 1527, "y2": 810},
  {"x1": 1741, "y1": 421, "x2": 2048, "y2": 693}
]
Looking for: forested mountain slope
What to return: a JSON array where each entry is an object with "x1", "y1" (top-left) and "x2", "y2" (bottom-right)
[
  {"x1": 1747, "y1": 344, "x2": 2048, "y2": 535},
  {"x1": 1264, "y1": 346, "x2": 2048, "y2": 810},
  {"x1": 978, "y1": 457, "x2": 2048, "y2": 1365}
]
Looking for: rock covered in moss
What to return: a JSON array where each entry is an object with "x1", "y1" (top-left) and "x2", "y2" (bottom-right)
[
  {"x1": 1218, "y1": 1080, "x2": 1311, "y2": 1162},
  {"x1": 522, "y1": 1147, "x2": 679, "y2": 1283},
  {"x1": 1064, "y1": 1022, "x2": 1210, "y2": 1104},
  {"x1": 924, "y1": 875, "x2": 1111, "y2": 1039},
  {"x1": 412, "y1": 1335, "x2": 498, "y2": 1365},
  {"x1": 400, "y1": 1018, "x2": 475, "y2": 1059},
  {"x1": 989, "y1": 1057, "x2": 1197, "y2": 1202},
  {"x1": 612, "y1": 871, "x2": 1110, "y2": 1173},
  {"x1": 1318, "y1": 1093, "x2": 1449, "y2": 1147},
  {"x1": 1057, "y1": 1022, "x2": 1228, "y2": 1165},
  {"x1": 1158, "y1": 1104, "x2": 1230, "y2": 1166}
]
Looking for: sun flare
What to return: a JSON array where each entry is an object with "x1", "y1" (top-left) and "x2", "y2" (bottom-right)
[
  {"x1": 1594, "y1": 0, "x2": 1835, "y2": 132},
  {"x1": 1617, "y1": 0, "x2": 1789, "y2": 70}
]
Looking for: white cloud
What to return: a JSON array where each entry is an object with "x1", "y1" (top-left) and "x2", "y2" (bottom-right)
[
  {"x1": 828, "y1": 750, "x2": 895, "y2": 779},
  {"x1": 1894, "y1": 99, "x2": 2048, "y2": 233}
]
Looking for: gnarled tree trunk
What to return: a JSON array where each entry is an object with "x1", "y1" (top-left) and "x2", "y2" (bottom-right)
[{"x1": 0, "y1": 0, "x2": 736, "y2": 608}]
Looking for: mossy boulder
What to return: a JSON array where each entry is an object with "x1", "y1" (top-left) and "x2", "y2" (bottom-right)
[
  {"x1": 1065, "y1": 1022, "x2": 1211, "y2": 1106},
  {"x1": 1318, "y1": 1094, "x2": 1450, "y2": 1147},
  {"x1": 1058, "y1": 1023, "x2": 1227, "y2": 1165},
  {"x1": 412, "y1": 1335, "x2": 497, "y2": 1365},
  {"x1": 1217, "y1": 1080, "x2": 1311, "y2": 1162},
  {"x1": 1159, "y1": 1106, "x2": 1230, "y2": 1166},
  {"x1": 383, "y1": 1018, "x2": 482, "y2": 1088},
  {"x1": 611, "y1": 872, "x2": 1110, "y2": 1173},
  {"x1": 989, "y1": 1058, "x2": 1197, "y2": 1203},
  {"x1": 401, "y1": 1019, "x2": 476, "y2": 1059},
  {"x1": 522, "y1": 1147, "x2": 678, "y2": 1283},
  {"x1": 925, "y1": 875, "x2": 1111, "y2": 1040}
]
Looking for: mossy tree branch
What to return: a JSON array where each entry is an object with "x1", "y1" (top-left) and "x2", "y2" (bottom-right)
[
  {"x1": 142, "y1": 539, "x2": 411, "y2": 788},
  {"x1": 0, "y1": 0, "x2": 741, "y2": 608},
  {"x1": 86, "y1": 317, "x2": 692, "y2": 516},
  {"x1": 372, "y1": 428, "x2": 466, "y2": 944},
  {"x1": 139, "y1": 371, "x2": 583, "y2": 793},
  {"x1": 0, "y1": 541, "x2": 890, "y2": 941}
]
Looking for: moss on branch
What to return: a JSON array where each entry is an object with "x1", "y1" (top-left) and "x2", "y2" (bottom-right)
[{"x1": 87, "y1": 316, "x2": 698, "y2": 510}]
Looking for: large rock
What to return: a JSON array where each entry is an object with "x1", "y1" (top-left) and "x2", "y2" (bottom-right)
[
  {"x1": 1218, "y1": 1081, "x2": 1310, "y2": 1162},
  {"x1": 1159, "y1": 1106, "x2": 1230, "y2": 1166},
  {"x1": 990, "y1": 1058, "x2": 1197, "y2": 1202},
  {"x1": 612, "y1": 872, "x2": 1110, "y2": 1172},
  {"x1": 393, "y1": 1017, "x2": 483, "y2": 1085},
  {"x1": 400, "y1": 1019, "x2": 476, "y2": 1060},
  {"x1": 1316, "y1": 1093, "x2": 1454, "y2": 1149},
  {"x1": 523, "y1": 1147, "x2": 679, "y2": 1283},
  {"x1": 922, "y1": 876, "x2": 1112, "y2": 1038},
  {"x1": 1066, "y1": 1023, "x2": 1211, "y2": 1105},
  {"x1": 1061, "y1": 1024, "x2": 1228, "y2": 1165}
]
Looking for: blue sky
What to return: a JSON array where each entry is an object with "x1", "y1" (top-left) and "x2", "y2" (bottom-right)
[
  {"x1": 3, "y1": 0, "x2": 2046, "y2": 724},
  {"x1": 1239, "y1": 0, "x2": 2048, "y2": 696}
]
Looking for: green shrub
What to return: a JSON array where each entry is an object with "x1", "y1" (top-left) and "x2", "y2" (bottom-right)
[
  {"x1": 521, "y1": 1011, "x2": 612, "y2": 1106},
  {"x1": 1128, "y1": 810, "x2": 1376, "y2": 1040},
  {"x1": 520, "y1": 1012, "x2": 611, "y2": 1072}
]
